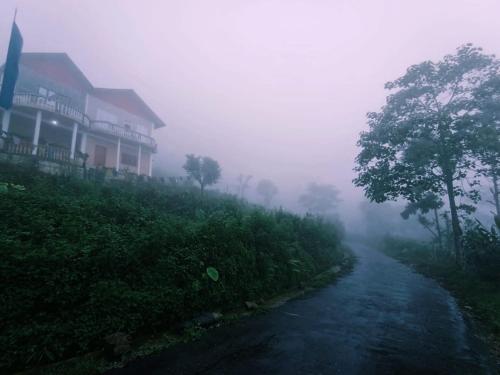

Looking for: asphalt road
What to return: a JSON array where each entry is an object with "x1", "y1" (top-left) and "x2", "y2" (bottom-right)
[{"x1": 107, "y1": 243, "x2": 497, "y2": 374}]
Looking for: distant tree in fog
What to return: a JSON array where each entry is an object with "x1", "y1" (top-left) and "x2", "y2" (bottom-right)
[
  {"x1": 354, "y1": 44, "x2": 498, "y2": 261},
  {"x1": 299, "y1": 183, "x2": 340, "y2": 216},
  {"x1": 256, "y1": 179, "x2": 278, "y2": 207},
  {"x1": 183, "y1": 154, "x2": 221, "y2": 195},
  {"x1": 236, "y1": 174, "x2": 252, "y2": 199}
]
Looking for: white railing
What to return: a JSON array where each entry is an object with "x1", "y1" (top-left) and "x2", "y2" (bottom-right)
[
  {"x1": 0, "y1": 131, "x2": 86, "y2": 164},
  {"x1": 12, "y1": 92, "x2": 157, "y2": 150},
  {"x1": 13, "y1": 92, "x2": 90, "y2": 127},
  {"x1": 90, "y1": 121, "x2": 156, "y2": 148}
]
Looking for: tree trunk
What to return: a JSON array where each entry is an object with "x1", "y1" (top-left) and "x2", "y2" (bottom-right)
[
  {"x1": 444, "y1": 171, "x2": 462, "y2": 263},
  {"x1": 433, "y1": 208, "x2": 443, "y2": 253},
  {"x1": 492, "y1": 173, "x2": 500, "y2": 217}
]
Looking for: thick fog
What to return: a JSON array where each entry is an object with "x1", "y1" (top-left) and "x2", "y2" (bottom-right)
[{"x1": 1, "y1": 0, "x2": 500, "y2": 228}]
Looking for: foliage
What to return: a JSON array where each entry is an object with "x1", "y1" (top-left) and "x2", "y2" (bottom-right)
[
  {"x1": 380, "y1": 235, "x2": 500, "y2": 337},
  {"x1": 183, "y1": 154, "x2": 221, "y2": 194},
  {"x1": 206, "y1": 267, "x2": 219, "y2": 282},
  {"x1": 463, "y1": 223, "x2": 500, "y2": 281},
  {"x1": 354, "y1": 44, "x2": 499, "y2": 258},
  {"x1": 469, "y1": 74, "x2": 500, "y2": 219},
  {"x1": 256, "y1": 179, "x2": 278, "y2": 207},
  {"x1": 0, "y1": 162, "x2": 344, "y2": 372},
  {"x1": 299, "y1": 183, "x2": 340, "y2": 216}
]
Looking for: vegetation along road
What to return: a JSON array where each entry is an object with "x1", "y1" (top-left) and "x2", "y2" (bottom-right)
[{"x1": 108, "y1": 243, "x2": 497, "y2": 375}]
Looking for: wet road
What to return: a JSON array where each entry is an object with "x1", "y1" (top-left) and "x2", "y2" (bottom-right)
[{"x1": 108, "y1": 243, "x2": 496, "y2": 374}]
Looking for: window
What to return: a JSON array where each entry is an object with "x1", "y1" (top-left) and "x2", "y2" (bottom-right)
[
  {"x1": 96, "y1": 108, "x2": 118, "y2": 124},
  {"x1": 38, "y1": 86, "x2": 56, "y2": 100},
  {"x1": 121, "y1": 152, "x2": 138, "y2": 166}
]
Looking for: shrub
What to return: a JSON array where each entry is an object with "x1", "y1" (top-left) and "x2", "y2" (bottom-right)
[{"x1": 0, "y1": 162, "x2": 344, "y2": 372}]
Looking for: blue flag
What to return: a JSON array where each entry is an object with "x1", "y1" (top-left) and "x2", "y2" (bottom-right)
[{"x1": 0, "y1": 22, "x2": 23, "y2": 110}]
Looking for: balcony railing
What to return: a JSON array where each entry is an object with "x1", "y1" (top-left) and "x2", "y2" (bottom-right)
[
  {"x1": 90, "y1": 120, "x2": 156, "y2": 148},
  {"x1": 12, "y1": 92, "x2": 157, "y2": 150},
  {"x1": 0, "y1": 132, "x2": 85, "y2": 164},
  {"x1": 13, "y1": 92, "x2": 90, "y2": 127}
]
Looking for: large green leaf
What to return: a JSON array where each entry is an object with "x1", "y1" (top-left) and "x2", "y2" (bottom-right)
[{"x1": 206, "y1": 267, "x2": 219, "y2": 282}]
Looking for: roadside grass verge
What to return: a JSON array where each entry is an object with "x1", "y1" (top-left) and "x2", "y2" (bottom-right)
[{"x1": 380, "y1": 236, "x2": 500, "y2": 362}]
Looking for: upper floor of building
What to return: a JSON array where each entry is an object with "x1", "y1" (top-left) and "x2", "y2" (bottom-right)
[{"x1": 1, "y1": 52, "x2": 165, "y2": 150}]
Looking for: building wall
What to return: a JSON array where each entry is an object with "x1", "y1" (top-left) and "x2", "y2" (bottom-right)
[
  {"x1": 15, "y1": 66, "x2": 86, "y2": 111},
  {"x1": 86, "y1": 95, "x2": 153, "y2": 136},
  {"x1": 85, "y1": 134, "x2": 118, "y2": 170},
  {"x1": 83, "y1": 135, "x2": 151, "y2": 175}
]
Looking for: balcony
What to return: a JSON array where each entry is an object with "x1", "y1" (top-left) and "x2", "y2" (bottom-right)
[
  {"x1": 90, "y1": 121, "x2": 156, "y2": 149},
  {"x1": 13, "y1": 92, "x2": 90, "y2": 127},
  {"x1": 0, "y1": 132, "x2": 86, "y2": 165}
]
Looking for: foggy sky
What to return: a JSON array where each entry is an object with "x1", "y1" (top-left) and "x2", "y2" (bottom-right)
[{"x1": 1, "y1": 0, "x2": 500, "y2": 224}]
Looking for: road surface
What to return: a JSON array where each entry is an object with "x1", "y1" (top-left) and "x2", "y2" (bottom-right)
[{"x1": 107, "y1": 243, "x2": 496, "y2": 374}]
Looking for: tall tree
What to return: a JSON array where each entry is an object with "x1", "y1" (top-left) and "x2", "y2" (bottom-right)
[
  {"x1": 469, "y1": 75, "x2": 500, "y2": 220},
  {"x1": 183, "y1": 154, "x2": 221, "y2": 194},
  {"x1": 354, "y1": 44, "x2": 498, "y2": 260},
  {"x1": 256, "y1": 179, "x2": 278, "y2": 207},
  {"x1": 299, "y1": 183, "x2": 340, "y2": 216}
]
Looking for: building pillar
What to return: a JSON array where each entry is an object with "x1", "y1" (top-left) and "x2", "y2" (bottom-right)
[
  {"x1": 148, "y1": 152, "x2": 153, "y2": 177},
  {"x1": 137, "y1": 144, "x2": 142, "y2": 175},
  {"x1": 32, "y1": 110, "x2": 42, "y2": 155},
  {"x1": 116, "y1": 137, "x2": 121, "y2": 171},
  {"x1": 70, "y1": 122, "x2": 78, "y2": 159},
  {"x1": 1, "y1": 109, "x2": 11, "y2": 134},
  {"x1": 80, "y1": 132, "x2": 87, "y2": 154}
]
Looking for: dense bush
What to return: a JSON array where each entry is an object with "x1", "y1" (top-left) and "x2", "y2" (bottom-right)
[
  {"x1": 0, "y1": 163, "x2": 344, "y2": 372},
  {"x1": 463, "y1": 224, "x2": 500, "y2": 282}
]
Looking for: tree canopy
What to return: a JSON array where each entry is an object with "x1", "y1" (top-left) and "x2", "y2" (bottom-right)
[
  {"x1": 299, "y1": 183, "x2": 340, "y2": 216},
  {"x1": 256, "y1": 179, "x2": 278, "y2": 207},
  {"x1": 183, "y1": 154, "x2": 221, "y2": 194},
  {"x1": 354, "y1": 44, "x2": 499, "y2": 259}
]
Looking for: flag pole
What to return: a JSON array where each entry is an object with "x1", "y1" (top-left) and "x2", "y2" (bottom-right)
[{"x1": 13, "y1": 8, "x2": 18, "y2": 23}]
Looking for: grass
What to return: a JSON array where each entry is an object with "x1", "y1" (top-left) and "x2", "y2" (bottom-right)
[{"x1": 379, "y1": 236, "x2": 500, "y2": 362}]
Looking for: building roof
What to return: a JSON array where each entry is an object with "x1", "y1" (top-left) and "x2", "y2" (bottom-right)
[
  {"x1": 19, "y1": 52, "x2": 93, "y2": 92},
  {"x1": 93, "y1": 88, "x2": 166, "y2": 129},
  {"x1": 7, "y1": 52, "x2": 166, "y2": 128}
]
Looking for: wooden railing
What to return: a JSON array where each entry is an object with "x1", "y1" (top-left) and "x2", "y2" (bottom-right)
[
  {"x1": 13, "y1": 92, "x2": 90, "y2": 127},
  {"x1": 90, "y1": 120, "x2": 156, "y2": 148}
]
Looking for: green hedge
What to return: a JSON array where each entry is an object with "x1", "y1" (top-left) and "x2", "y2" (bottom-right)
[{"x1": 0, "y1": 163, "x2": 343, "y2": 372}]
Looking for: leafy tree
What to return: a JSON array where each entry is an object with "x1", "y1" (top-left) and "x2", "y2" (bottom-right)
[
  {"x1": 401, "y1": 193, "x2": 445, "y2": 252},
  {"x1": 299, "y1": 183, "x2": 340, "y2": 216},
  {"x1": 354, "y1": 44, "x2": 498, "y2": 260},
  {"x1": 469, "y1": 75, "x2": 500, "y2": 220},
  {"x1": 256, "y1": 179, "x2": 278, "y2": 207},
  {"x1": 183, "y1": 154, "x2": 221, "y2": 194}
]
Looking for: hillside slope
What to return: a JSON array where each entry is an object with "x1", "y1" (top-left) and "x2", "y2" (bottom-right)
[{"x1": 0, "y1": 163, "x2": 346, "y2": 372}]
